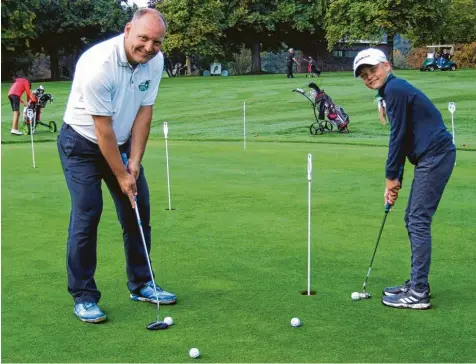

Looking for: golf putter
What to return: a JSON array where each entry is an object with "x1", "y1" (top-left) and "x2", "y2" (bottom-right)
[
  {"x1": 360, "y1": 202, "x2": 392, "y2": 299},
  {"x1": 121, "y1": 153, "x2": 168, "y2": 331}
]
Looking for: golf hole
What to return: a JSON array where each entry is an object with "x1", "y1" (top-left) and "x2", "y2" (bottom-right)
[
  {"x1": 165, "y1": 208, "x2": 176, "y2": 211},
  {"x1": 300, "y1": 290, "x2": 316, "y2": 296}
]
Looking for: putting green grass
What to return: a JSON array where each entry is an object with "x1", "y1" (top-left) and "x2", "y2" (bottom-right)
[{"x1": 1, "y1": 71, "x2": 475, "y2": 362}]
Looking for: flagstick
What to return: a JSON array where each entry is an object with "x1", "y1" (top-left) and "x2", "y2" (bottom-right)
[
  {"x1": 307, "y1": 153, "x2": 312, "y2": 295},
  {"x1": 448, "y1": 102, "x2": 456, "y2": 166},
  {"x1": 243, "y1": 102, "x2": 246, "y2": 150},
  {"x1": 164, "y1": 122, "x2": 172, "y2": 210},
  {"x1": 29, "y1": 109, "x2": 36, "y2": 168}
]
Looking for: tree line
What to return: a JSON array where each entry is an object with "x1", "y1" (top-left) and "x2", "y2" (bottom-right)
[{"x1": 2, "y1": 0, "x2": 475, "y2": 80}]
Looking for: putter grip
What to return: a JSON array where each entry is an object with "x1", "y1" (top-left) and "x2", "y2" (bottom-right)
[
  {"x1": 121, "y1": 153, "x2": 128, "y2": 169},
  {"x1": 385, "y1": 168, "x2": 403, "y2": 213},
  {"x1": 121, "y1": 153, "x2": 139, "y2": 206}
]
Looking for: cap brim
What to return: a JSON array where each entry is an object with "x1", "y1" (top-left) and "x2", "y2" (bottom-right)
[{"x1": 354, "y1": 61, "x2": 380, "y2": 78}]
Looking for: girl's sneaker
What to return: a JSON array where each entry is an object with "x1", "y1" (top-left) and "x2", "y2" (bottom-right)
[
  {"x1": 382, "y1": 289, "x2": 431, "y2": 310},
  {"x1": 382, "y1": 280, "x2": 411, "y2": 296},
  {"x1": 383, "y1": 280, "x2": 431, "y2": 297}
]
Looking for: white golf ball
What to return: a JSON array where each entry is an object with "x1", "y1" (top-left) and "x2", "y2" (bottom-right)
[
  {"x1": 163, "y1": 316, "x2": 173, "y2": 326},
  {"x1": 290, "y1": 317, "x2": 301, "y2": 327},
  {"x1": 189, "y1": 348, "x2": 200, "y2": 359},
  {"x1": 351, "y1": 292, "x2": 361, "y2": 301}
]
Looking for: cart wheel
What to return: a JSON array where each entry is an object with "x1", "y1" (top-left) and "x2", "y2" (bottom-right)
[
  {"x1": 22, "y1": 123, "x2": 31, "y2": 135},
  {"x1": 310, "y1": 122, "x2": 324, "y2": 135},
  {"x1": 340, "y1": 127, "x2": 350, "y2": 134},
  {"x1": 323, "y1": 120, "x2": 334, "y2": 131},
  {"x1": 49, "y1": 121, "x2": 57, "y2": 133}
]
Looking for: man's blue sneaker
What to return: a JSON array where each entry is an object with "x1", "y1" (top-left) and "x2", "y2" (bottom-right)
[
  {"x1": 130, "y1": 281, "x2": 176, "y2": 305},
  {"x1": 382, "y1": 288, "x2": 431, "y2": 309},
  {"x1": 383, "y1": 280, "x2": 431, "y2": 297},
  {"x1": 74, "y1": 302, "x2": 107, "y2": 323}
]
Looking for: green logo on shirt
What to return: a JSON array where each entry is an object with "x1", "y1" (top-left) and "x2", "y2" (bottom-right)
[{"x1": 138, "y1": 80, "x2": 150, "y2": 91}]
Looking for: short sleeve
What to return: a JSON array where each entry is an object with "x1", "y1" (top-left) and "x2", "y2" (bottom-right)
[
  {"x1": 141, "y1": 73, "x2": 162, "y2": 106},
  {"x1": 82, "y1": 67, "x2": 114, "y2": 116}
]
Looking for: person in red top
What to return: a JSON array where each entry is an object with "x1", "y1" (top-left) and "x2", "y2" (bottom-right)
[{"x1": 8, "y1": 77, "x2": 37, "y2": 135}]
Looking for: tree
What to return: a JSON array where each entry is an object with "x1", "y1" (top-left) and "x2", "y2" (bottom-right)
[
  {"x1": 156, "y1": 0, "x2": 225, "y2": 75},
  {"x1": 32, "y1": 0, "x2": 134, "y2": 80},
  {"x1": 273, "y1": 1, "x2": 327, "y2": 59},
  {"x1": 1, "y1": 0, "x2": 39, "y2": 78},
  {"x1": 222, "y1": 0, "x2": 280, "y2": 73},
  {"x1": 325, "y1": 0, "x2": 448, "y2": 64},
  {"x1": 222, "y1": 0, "x2": 327, "y2": 73},
  {"x1": 434, "y1": 0, "x2": 476, "y2": 44}
]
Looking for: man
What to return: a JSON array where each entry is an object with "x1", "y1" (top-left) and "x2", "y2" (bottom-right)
[
  {"x1": 354, "y1": 48, "x2": 455, "y2": 309},
  {"x1": 440, "y1": 49, "x2": 451, "y2": 67},
  {"x1": 162, "y1": 51, "x2": 173, "y2": 77},
  {"x1": 58, "y1": 8, "x2": 176, "y2": 324},
  {"x1": 7, "y1": 76, "x2": 36, "y2": 135},
  {"x1": 286, "y1": 48, "x2": 298, "y2": 78}
]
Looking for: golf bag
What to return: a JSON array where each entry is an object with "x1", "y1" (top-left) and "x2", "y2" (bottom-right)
[
  {"x1": 293, "y1": 82, "x2": 350, "y2": 135},
  {"x1": 22, "y1": 86, "x2": 57, "y2": 135}
]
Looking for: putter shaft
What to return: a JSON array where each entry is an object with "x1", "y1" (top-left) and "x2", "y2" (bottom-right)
[{"x1": 362, "y1": 203, "x2": 391, "y2": 292}]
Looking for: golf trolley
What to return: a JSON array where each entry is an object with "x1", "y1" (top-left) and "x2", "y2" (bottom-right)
[
  {"x1": 293, "y1": 82, "x2": 350, "y2": 135},
  {"x1": 22, "y1": 88, "x2": 57, "y2": 135}
]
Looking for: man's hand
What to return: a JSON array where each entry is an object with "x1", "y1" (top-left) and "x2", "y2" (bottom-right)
[
  {"x1": 117, "y1": 172, "x2": 137, "y2": 208},
  {"x1": 384, "y1": 178, "x2": 401, "y2": 207},
  {"x1": 127, "y1": 158, "x2": 141, "y2": 180}
]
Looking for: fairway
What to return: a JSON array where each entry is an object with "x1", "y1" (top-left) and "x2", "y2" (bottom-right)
[{"x1": 2, "y1": 72, "x2": 475, "y2": 362}]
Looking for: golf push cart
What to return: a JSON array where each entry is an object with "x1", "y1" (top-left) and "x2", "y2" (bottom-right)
[
  {"x1": 293, "y1": 82, "x2": 350, "y2": 135},
  {"x1": 22, "y1": 85, "x2": 57, "y2": 135},
  {"x1": 420, "y1": 45, "x2": 457, "y2": 72}
]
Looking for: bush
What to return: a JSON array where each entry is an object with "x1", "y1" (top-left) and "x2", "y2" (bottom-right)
[
  {"x1": 29, "y1": 54, "x2": 51, "y2": 80},
  {"x1": 393, "y1": 49, "x2": 411, "y2": 69},
  {"x1": 227, "y1": 47, "x2": 251, "y2": 75},
  {"x1": 453, "y1": 42, "x2": 476, "y2": 68},
  {"x1": 407, "y1": 47, "x2": 428, "y2": 69}
]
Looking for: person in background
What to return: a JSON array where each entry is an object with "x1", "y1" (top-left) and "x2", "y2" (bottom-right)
[
  {"x1": 353, "y1": 48, "x2": 455, "y2": 310},
  {"x1": 7, "y1": 76, "x2": 37, "y2": 135},
  {"x1": 440, "y1": 49, "x2": 451, "y2": 67},
  {"x1": 162, "y1": 51, "x2": 173, "y2": 77},
  {"x1": 286, "y1": 48, "x2": 298, "y2": 78}
]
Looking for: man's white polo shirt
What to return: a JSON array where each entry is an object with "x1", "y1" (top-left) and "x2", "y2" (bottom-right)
[{"x1": 64, "y1": 34, "x2": 163, "y2": 145}]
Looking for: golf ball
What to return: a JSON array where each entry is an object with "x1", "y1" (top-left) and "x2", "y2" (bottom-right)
[
  {"x1": 189, "y1": 348, "x2": 200, "y2": 359},
  {"x1": 351, "y1": 292, "x2": 361, "y2": 300},
  {"x1": 163, "y1": 316, "x2": 173, "y2": 326},
  {"x1": 290, "y1": 317, "x2": 301, "y2": 327}
]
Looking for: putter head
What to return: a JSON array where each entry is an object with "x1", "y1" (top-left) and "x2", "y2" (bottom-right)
[
  {"x1": 146, "y1": 321, "x2": 169, "y2": 330},
  {"x1": 360, "y1": 292, "x2": 371, "y2": 299}
]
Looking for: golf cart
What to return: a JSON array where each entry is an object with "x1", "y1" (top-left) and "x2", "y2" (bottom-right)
[{"x1": 420, "y1": 45, "x2": 457, "y2": 72}]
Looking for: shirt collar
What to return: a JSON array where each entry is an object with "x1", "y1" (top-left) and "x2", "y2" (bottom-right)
[
  {"x1": 377, "y1": 73, "x2": 395, "y2": 98},
  {"x1": 116, "y1": 34, "x2": 131, "y2": 67}
]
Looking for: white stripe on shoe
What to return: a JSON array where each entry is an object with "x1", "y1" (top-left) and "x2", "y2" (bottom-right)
[{"x1": 383, "y1": 301, "x2": 431, "y2": 309}]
